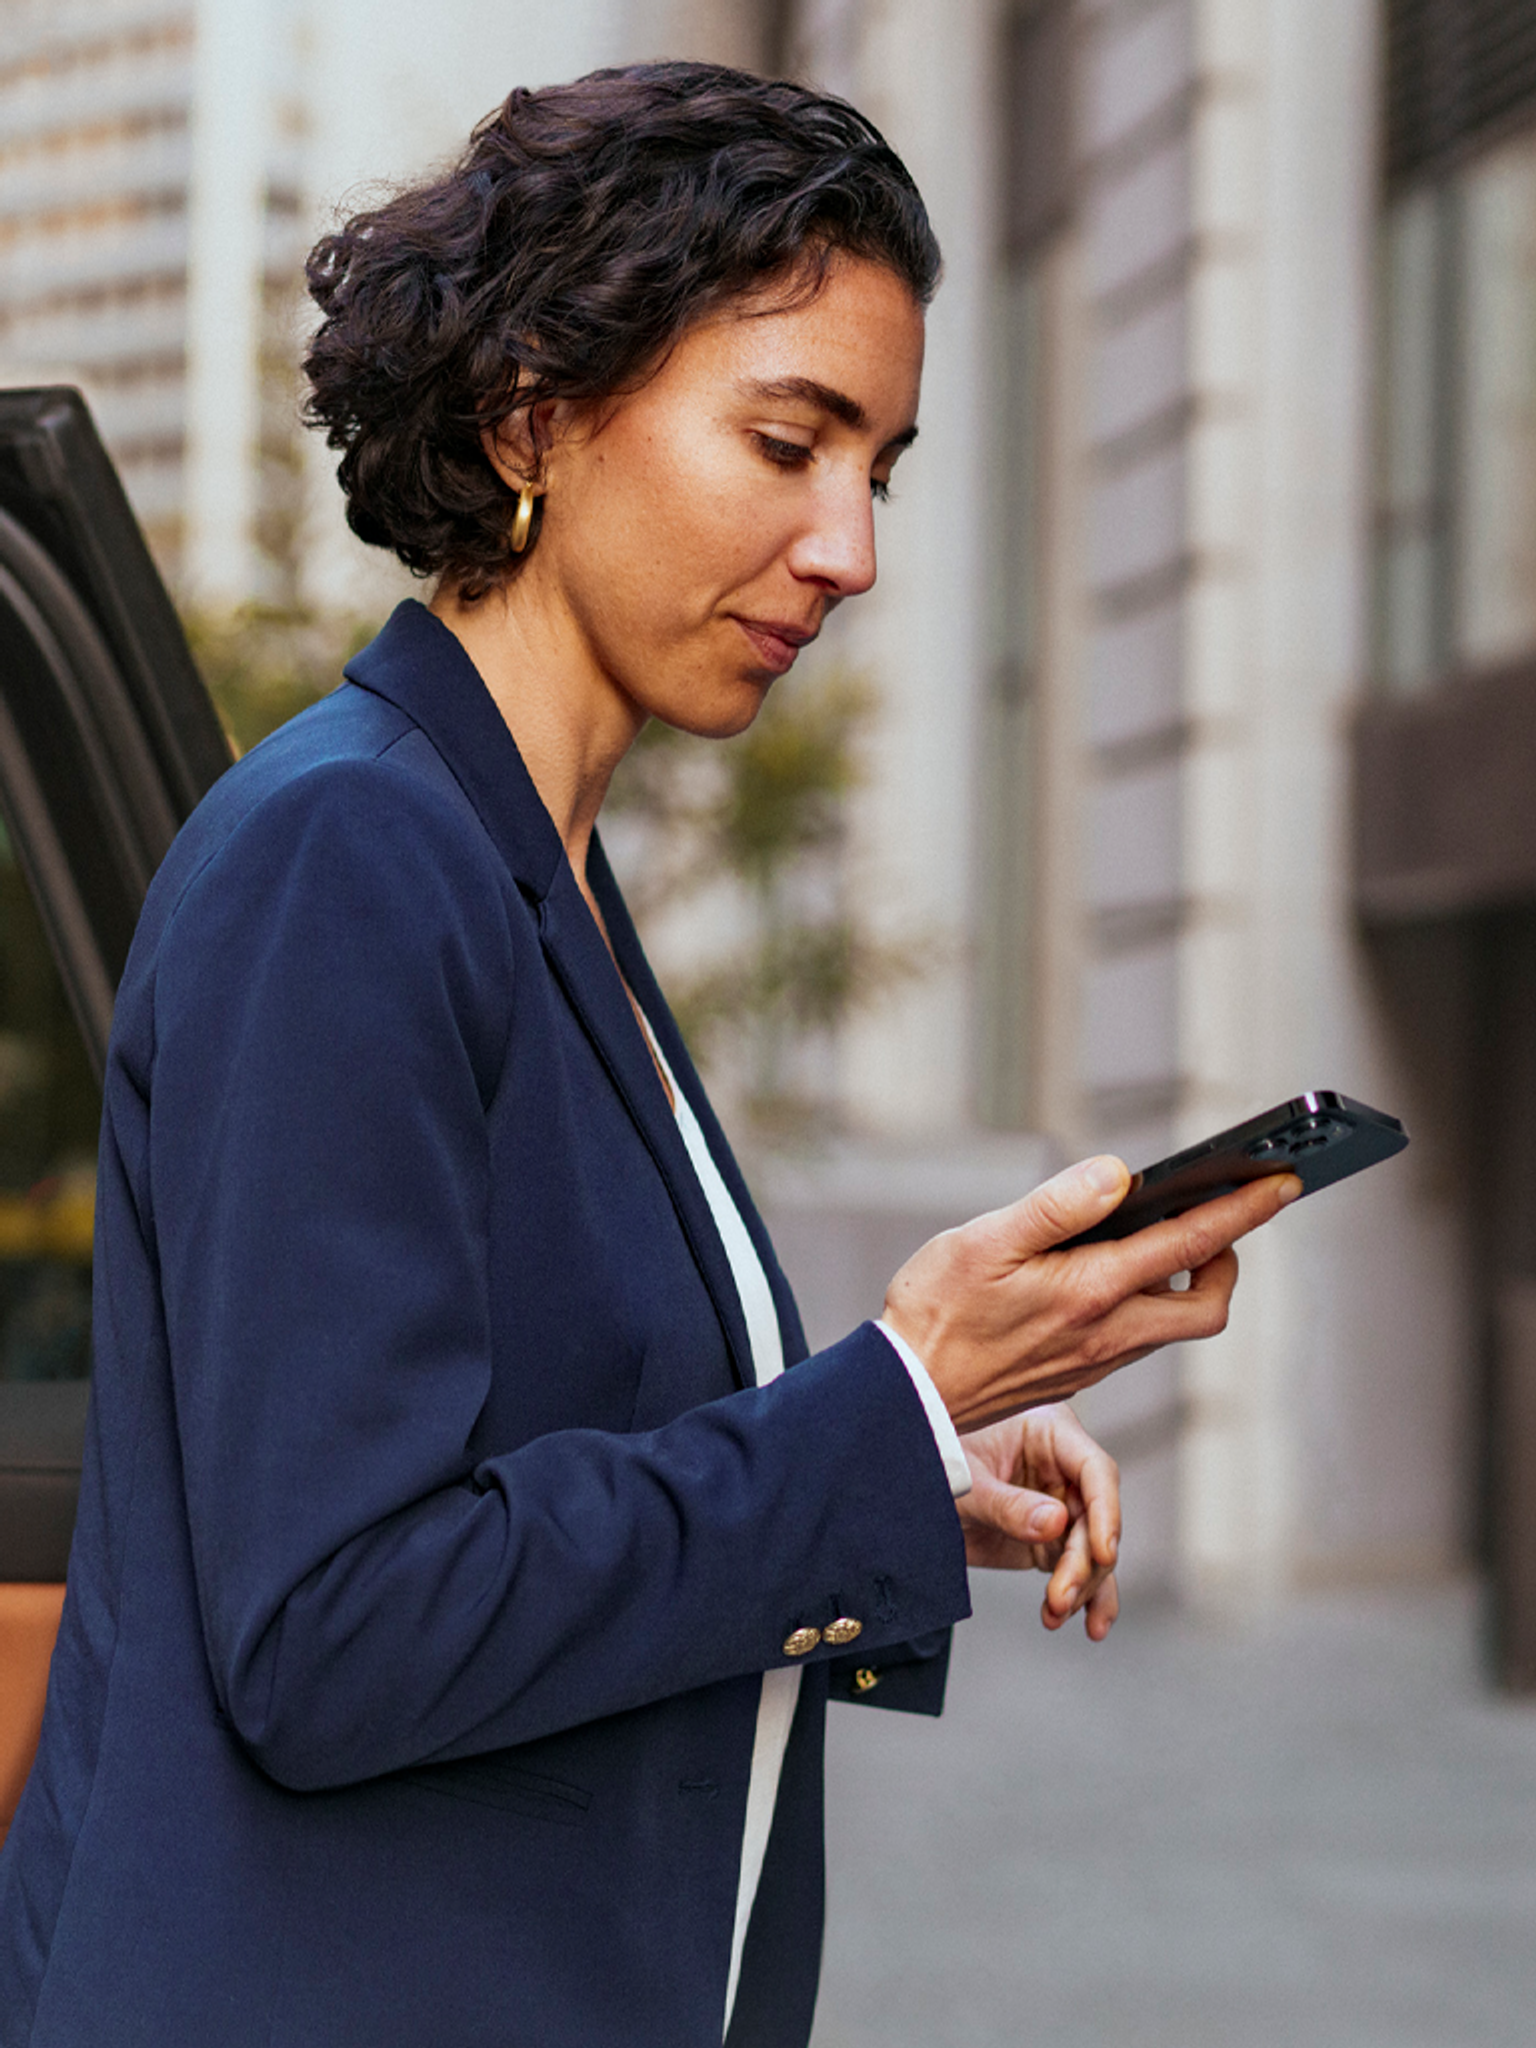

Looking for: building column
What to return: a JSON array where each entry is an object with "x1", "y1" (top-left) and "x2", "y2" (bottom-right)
[
  {"x1": 798, "y1": 0, "x2": 995, "y2": 1141},
  {"x1": 184, "y1": 0, "x2": 272, "y2": 606}
]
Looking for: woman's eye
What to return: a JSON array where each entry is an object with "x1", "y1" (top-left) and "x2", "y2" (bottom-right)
[
  {"x1": 871, "y1": 477, "x2": 892, "y2": 503},
  {"x1": 752, "y1": 433, "x2": 813, "y2": 468}
]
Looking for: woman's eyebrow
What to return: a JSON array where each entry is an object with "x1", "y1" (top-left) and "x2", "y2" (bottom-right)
[{"x1": 739, "y1": 375, "x2": 919, "y2": 449}]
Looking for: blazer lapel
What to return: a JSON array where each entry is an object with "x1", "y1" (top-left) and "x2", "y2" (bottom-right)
[
  {"x1": 345, "y1": 602, "x2": 756, "y2": 1392},
  {"x1": 535, "y1": 865, "x2": 755, "y2": 1390},
  {"x1": 589, "y1": 835, "x2": 810, "y2": 1372}
]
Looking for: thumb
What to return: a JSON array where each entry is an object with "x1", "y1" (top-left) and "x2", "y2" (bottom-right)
[
  {"x1": 965, "y1": 1464, "x2": 1070, "y2": 1544},
  {"x1": 995, "y1": 1156, "x2": 1131, "y2": 1259}
]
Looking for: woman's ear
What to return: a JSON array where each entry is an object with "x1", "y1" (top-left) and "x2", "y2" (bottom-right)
[
  {"x1": 480, "y1": 413, "x2": 537, "y2": 492},
  {"x1": 481, "y1": 395, "x2": 578, "y2": 493},
  {"x1": 482, "y1": 395, "x2": 592, "y2": 497}
]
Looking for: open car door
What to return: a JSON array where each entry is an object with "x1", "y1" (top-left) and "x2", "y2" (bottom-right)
[{"x1": 0, "y1": 388, "x2": 232, "y2": 1844}]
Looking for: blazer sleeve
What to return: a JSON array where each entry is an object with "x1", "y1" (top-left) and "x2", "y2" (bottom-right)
[
  {"x1": 141, "y1": 758, "x2": 971, "y2": 1792},
  {"x1": 826, "y1": 1631, "x2": 953, "y2": 1715}
]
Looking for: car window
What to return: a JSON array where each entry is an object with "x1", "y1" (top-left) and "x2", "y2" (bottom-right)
[{"x1": 0, "y1": 813, "x2": 99, "y2": 1385}]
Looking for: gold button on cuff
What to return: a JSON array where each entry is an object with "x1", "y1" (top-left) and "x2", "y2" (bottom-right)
[
  {"x1": 852, "y1": 1666, "x2": 880, "y2": 1693},
  {"x1": 781, "y1": 1626, "x2": 822, "y2": 1658},
  {"x1": 823, "y1": 1616, "x2": 863, "y2": 1647}
]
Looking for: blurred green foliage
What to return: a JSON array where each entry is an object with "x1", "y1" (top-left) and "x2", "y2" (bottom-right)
[
  {"x1": 609, "y1": 666, "x2": 919, "y2": 1146},
  {"x1": 181, "y1": 604, "x2": 375, "y2": 755}
]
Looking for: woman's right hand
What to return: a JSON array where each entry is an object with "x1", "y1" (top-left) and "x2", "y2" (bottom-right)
[{"x1": 882, "y1": 1156, "x2": 1302, "y2": 1433}]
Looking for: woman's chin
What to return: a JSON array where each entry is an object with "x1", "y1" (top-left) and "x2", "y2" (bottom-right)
[{"x1": 656, "y1": 681, "x2": 774, "y2": 740}]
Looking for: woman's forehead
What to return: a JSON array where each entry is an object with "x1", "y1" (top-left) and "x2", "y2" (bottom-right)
[{"x1": 672, "y1": 260, "x2": 925, "y2": 427}]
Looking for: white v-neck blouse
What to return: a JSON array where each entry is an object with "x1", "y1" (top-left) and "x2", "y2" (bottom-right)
[
  {"x1": 637, "y1": 1024, "x2": 969, "y2": 2039},
  {"x1": 638, "y1": 1032, "x2": 799, "y2": 2034}
]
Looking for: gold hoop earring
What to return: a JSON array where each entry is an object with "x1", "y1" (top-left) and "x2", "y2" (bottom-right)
[{"x1": 510, "y1": 483, "x2": 538, "y2": 555}]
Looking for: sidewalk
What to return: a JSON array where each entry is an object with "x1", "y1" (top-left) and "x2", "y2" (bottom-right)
[{"x1": 812, "y1": 1577, "x2": 1536, "y2": 2048}]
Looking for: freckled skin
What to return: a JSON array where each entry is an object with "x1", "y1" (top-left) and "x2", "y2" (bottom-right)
[{"x1": 432, "y1": 257, "x2": 925, "y2": 877}]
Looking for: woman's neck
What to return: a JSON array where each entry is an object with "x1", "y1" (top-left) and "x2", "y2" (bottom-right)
[{"x1": 428, "y1": 577, "x2": 642, "y2": 905}]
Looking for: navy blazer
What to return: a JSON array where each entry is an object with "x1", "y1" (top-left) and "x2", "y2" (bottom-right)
[{"x1": 0, "y1": 602, "x2": 970, "y2": 2048}]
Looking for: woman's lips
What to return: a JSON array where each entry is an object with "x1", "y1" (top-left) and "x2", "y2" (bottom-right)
[{"x1": 735, "y1": 618, "x2": 815, "y2": 675}]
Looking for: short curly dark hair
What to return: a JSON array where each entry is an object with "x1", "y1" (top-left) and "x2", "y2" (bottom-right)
[{"x1": 303, "y1": 61, "x2": 941, "y2": 598}]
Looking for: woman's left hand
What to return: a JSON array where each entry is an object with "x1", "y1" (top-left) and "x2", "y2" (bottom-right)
[{"x1": 957, "y1": 1405, "x2": 1121, "y2": 1640}]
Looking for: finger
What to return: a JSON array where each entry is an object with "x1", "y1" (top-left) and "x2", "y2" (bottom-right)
[
  {"x1": 1075, "y1": 1245, "x2": 1243, "y2": 1365},
  {"x1": 1081, "y1": 1455, "x2": 1120, "y2": 1570},
  {"x1": 1042, "y1": 1512, "x2": 1096, "y2": 1624},
  {"x1": 1025, "y1": 1477, "x2": 1071, "y2": 1575},
  {"x1": 1045, "y1": 1550, "x2": 1116, "y2": 1633},
  {"x1": 1025, "y1": 1414, "x2": 1121, "y2": 1570},
  {"x1": 1083, "y1": 1570, "x2": 1120, "y2": 1642},
  {"x1": 992, "y1": 1484, "x2": 1069, "y2": 1548},
  {"x1": 1046, "y1": 1559, "x2": 1115, "y2": 1627},
  {"x1": 988, "y1": 1156, "x2": 1132, "y2": 1263},
  {"x1": 961, "y1": 1469, "x2": 1070, "y2": 1550},
  {"x1": 1186, "y1": 1242, "x2": 1240, "y2": 1289},
  {"x1": 1080, "y1": 1172, "x2": 1301, "y2": 1300}
]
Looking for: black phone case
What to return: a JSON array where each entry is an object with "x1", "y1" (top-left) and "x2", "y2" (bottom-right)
[{"x1": 1058, "y1": 1091, "x2": 1409, "y2": 1248}]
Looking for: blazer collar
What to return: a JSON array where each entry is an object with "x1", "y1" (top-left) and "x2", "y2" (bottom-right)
[
  {"x1": 345, "y1": 601, "x2": 757, "y2": 1390},
  {"x1": 344, "y1": 600, "x2": 565, "y2": 901}
]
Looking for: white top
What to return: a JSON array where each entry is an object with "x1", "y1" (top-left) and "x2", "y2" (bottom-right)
[{"x1": 636, "y1": 1024, "x2": 967, "y2": 2040}]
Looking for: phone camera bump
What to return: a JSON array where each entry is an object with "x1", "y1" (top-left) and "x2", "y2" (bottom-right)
[{"x1": 1248, "y1": 1116, "x2": 1348, "y2": 1162}]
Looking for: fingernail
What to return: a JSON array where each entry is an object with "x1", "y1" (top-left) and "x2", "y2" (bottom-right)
[
  {"x1": 1084, "y1": 1155, "x2": 1127, "y2": 1197},
  {"x1": 1026, "y1": 1506, "x2": 1057, "y2": 1538},
  {"x1": 1277, "y1": 1174, "x2": 1304, "y2": 1205}
]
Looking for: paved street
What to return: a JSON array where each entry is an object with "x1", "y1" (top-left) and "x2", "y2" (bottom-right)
[{"x1": 812, "y1": 1578, "x2": 1536, "y2": 2048}]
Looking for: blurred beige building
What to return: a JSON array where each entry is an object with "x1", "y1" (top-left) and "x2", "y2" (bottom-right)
[{"x1": 4, "y1": 0, "x2": 1534, "y2": 1658}]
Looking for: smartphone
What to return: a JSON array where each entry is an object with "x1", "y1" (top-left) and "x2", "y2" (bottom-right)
[{"x1": 1057, "y1": 1091, "x2": 1409, "y2": 1249}]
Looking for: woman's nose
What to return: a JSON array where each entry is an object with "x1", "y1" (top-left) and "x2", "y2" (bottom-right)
[{"x1": 788, "y1": 481, "x2": 878, "y2": 597}]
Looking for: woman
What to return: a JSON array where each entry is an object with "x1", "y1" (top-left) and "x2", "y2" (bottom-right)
[{"x1": 0, "y1": 62, "x2": 1295, "y2": 2048}]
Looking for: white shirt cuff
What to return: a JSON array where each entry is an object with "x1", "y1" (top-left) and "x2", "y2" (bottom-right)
[{"x1": 874, "y1": 1318, "x2": 972, "y2": 1499}]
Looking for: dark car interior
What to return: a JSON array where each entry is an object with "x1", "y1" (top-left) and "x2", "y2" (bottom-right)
[{"x1": 0, "y1": 388, "x2": 231, "y2": 1844}]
